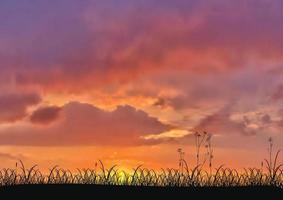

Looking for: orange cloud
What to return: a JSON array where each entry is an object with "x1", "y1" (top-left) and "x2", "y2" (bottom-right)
[{"x1": 0, "y1": 102, "x2": 171, "y2": 146}]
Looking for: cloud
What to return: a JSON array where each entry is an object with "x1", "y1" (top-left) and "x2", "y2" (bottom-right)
[
  {"x1": 152, "y1": 98, "x2": 167, "y2": 108},
  {"x1": 271, "y1": 84, "x2": 283, "y2": 101},
  {"x1": 0, "y1": 102, "x2": 170, "y2": 146},
  {"x1": 261, "y1": 114, "x2": 272, "y2": 124},
  {"x1": 0, "y1": 92, "x2": 41, "y2": 123},
  {"x1": 1, "y1": 0, "x2": 283, "y2": 150},
  {"x1": 0, "y1": 152, "x2": 26, "y2": 161},
  {"x1": 193, "y1": 105, "x2": 256, "y2": 136},
  {"x1": 30, "y1": 106, "x2": 62, "y2": 125},
  {"x1": 0, "y1": 0, "x2": 283, "y2": 93}
]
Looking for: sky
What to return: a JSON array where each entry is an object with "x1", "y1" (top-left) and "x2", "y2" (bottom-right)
[{"x1": 1, "y1": 0, "x2": 283, "y2": 170}]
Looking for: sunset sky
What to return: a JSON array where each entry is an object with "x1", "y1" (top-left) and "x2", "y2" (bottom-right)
[{"x1": 1, "y1": 0, "x2": 283, "y2": 170}]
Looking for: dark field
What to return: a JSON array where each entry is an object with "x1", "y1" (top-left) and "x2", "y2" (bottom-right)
[{"x1": 0, "y1": 185, "x2": 282, "y2": 198}]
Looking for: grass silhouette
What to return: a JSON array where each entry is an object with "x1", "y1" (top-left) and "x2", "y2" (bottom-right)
[
  {"x1": 0, "y1": 135, "x2": 282, "y2": 188},
  {"x1": 0, "y1": 157, "x2": 282, "y2": 187}
]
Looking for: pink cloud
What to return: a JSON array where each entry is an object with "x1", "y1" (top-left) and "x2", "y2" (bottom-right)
[
  {"x1": 193, "y1": 105, "x2": 256, "y2": 136},
  {"x1": 0, "y1": 0, "x2": 281, "y2": 94},
  {"x1": 271, "y1": 84, "x2": 283, "y2": 101},
  {"x1": 0, "y1": 102, "x2": 170, "y2": 146}
]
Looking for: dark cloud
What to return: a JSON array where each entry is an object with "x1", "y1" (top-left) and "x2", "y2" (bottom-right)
[
  {"x1": 30, "y1": 106, "x2": 62, "y2": 125},
  {"x1": 0, "y1": 92, "x2": 41, "y2": 123},
  {"x1": 261, "y1": 114, "x2": 271, "y2": 124},
  {"x1": 152, "y1": 98, "x2": 166, "y2": 108}
]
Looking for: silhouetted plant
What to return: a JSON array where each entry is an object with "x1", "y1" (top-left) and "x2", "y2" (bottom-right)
[
  {"x1": 264, "y1": 137, "x2": 283, "y2": 186},
  {"x1": 205, "y1": 133, "x2": 213, "y2": 175},
  {"x1": 177, "y1": 148, "x2": 185, "y2": 175},
  {"x1": 0, "y1": 136, "x2": 282, "y2": 188}
]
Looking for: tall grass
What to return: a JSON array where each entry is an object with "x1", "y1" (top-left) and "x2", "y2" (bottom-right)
[
  {"x1": 0, "y1": 136, "x2": 282, "y2": 187},
  {"x1": 0, "y1": 160, "x2": 283, "y2": 187}
]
